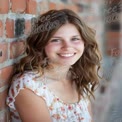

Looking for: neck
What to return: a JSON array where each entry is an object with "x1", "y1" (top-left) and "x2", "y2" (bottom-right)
[{"x1": 44, "y1": 65, "x2": 71, "y2": 81}]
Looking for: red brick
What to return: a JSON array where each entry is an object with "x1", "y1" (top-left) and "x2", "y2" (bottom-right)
[
  {"x1": 106, "y1": 31, "x2": 120, "y2": 47},
  {"x1": 0, "y1": 89, "x2": 8, "y2": 109},
  {"x1": 0, "y1": 20, "x2": 3, "y2": 37},
  {"x1": 26, "y1": 0, "x2": 37, "y2": 14},
  {"x1": 0, "y1": 66, "x2": 14, "y2": 87},
  {"x1": 49, "y1": 2, "x2": 57, "y2": 10},
  {"x1": 66, "y1": 5, "x2": 78, "y2": 13},
  {"x1": 25, "y1": 19, "x2": 32, "y2": 35},
  {"x1": 39, "y1": 1, "x2": 48, "y2": 14},
  {"x1": 11, "y1": 0, "x2": 26, "y2": 13},
  {"x1": 10, "y1": 40, "x2": 25, "y2": 59},
  {"x1": 56, "y1": 4, "x2": 78, "y2": 12},
  {"x1": 71, "y1": 0, "x2": 91, "y2": 3},
  {"x1": 0, "y1": 42, "x2": 8, "y2": 63},
  {"x1": 105, "y1": 0, "x2": 120, "y2": 5},
  {"x1": 56, "y1": 3, "x2": 67, "y2": 10},
  {"x1": 6, "y1": 18, "x2": 14, "y2": 38},
  {"x1": 0, "y1": 0, "x2": 9, "y2": 14},
  {"x1": 106, "y1": 31, "x2": 121, "y2": 56}
]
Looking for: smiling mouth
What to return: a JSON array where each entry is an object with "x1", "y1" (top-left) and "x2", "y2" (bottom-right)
[{"x1": 58, "y1": 53, "x2": 76, "y2": 57}]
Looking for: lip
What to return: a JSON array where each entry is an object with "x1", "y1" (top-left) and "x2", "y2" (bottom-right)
[{"x1": 58, "y1": 53, "x2": 76, "y2": 58}]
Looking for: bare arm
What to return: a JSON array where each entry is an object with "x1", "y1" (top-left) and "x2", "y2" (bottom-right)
[{"x1": 15, "y1": 89, "x2": 52, "y2": 122}]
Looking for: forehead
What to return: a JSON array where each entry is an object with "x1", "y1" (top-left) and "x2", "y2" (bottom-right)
[{"x1": 52, "y1": 23, "x2": 80, "y2": 37}]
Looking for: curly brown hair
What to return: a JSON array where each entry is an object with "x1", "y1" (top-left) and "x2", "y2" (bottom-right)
[{"x1": 15, "y1": 9, "x2": 102, "y2": 99}]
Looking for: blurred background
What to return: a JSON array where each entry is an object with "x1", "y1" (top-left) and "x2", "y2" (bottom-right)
[{"x1": 0, "y1": 0, "x2": 121, "y2": 122}]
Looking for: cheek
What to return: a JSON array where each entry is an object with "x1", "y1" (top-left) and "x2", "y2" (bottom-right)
[
  {"x1": 44, "y1": 45, "x2": 52, "y2": 56},
  {"x1": 45, "y1": 45, "x2": 51, "y2": 52},
  {"x1": 44, "y1": 44, "x2": 58, "y2": 56},
  {"x1": 75, "y1": 42, "x2": 84, "y2": 51}
]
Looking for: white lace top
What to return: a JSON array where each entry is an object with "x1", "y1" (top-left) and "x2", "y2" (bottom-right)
[{"x1": 6, "y1": 71, "x2": 91, "y2": 122}]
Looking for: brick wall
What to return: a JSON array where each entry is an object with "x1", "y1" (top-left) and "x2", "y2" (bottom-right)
[
  {"x1": 0, "y1": 0, "x2": 103, "y2": 121},
  {"x1": 92, "y1": 0, "x2": 122, "y2": 122}
]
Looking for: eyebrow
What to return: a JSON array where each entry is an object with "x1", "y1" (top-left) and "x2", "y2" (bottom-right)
[{"x1": 51, "y1": 35, "x2": 81, "y2": 38}]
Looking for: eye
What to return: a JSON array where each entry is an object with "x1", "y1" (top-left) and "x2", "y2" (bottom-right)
[
  {"x1": 50, "y1": 39, "x2": 61, "y2": 43},
  {"x1": 71, "y1": 38, "x2": 80, "y2": 41}
]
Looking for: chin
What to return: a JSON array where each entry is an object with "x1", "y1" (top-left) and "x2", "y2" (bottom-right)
[
  {"x1": 58, "y1": 61, "x2": 76, "y2": 66},
  {"x1": 50, "y1": 59, "x2": 79, "y2": 67}
]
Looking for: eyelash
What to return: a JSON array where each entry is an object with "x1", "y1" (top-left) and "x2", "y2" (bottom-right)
[
  {"x1": 50, "y1": 39, "x2": 60, "y2": 42},
  {"x1": 50, "y1": 38, "x2": 80, "y2": 43},
  {"x1": 71, "y1": 38, "x2": 80, "y2": 41}
]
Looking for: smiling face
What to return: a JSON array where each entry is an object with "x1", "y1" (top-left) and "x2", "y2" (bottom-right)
[{"x1": 44, "y1": 23, "x2": 84, "y2": 68}]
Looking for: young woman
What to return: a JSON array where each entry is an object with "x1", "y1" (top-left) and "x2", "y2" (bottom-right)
[{"x1": 6, "y1": 9, "x2": 101, "y2": 122}]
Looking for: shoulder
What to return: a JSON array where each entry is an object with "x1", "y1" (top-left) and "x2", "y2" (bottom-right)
[
  {"x1": 14, "y1": 88, "x2": 52, "y2": 122},
  {"x1": 8, "y1": 71, "x2": 52, "y2": 121},
  {"x1": 6, "y1": 71, "x2": 53, "y2": 122},
  {"x1": 6, "y1": 71, "x2": 45, "y2": 110},
  {"x1": 11, "y1": 71, "x2": 43, "y2": 89},
  {"x1": 12, "y1": 71, "x2": 40, "y2": 82},
  {"x1": 8, "y1": 71, "x2": 46, "y2": 96}
]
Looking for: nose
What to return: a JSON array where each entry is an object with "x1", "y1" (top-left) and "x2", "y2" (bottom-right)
[{"x1": 61, "y1": 40, "x2": 72, "y2": 49}]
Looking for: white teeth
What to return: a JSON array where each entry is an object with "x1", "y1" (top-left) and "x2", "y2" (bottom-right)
[{"x1": 59, "y1": 53, "x2": 74, "y2": 57}]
